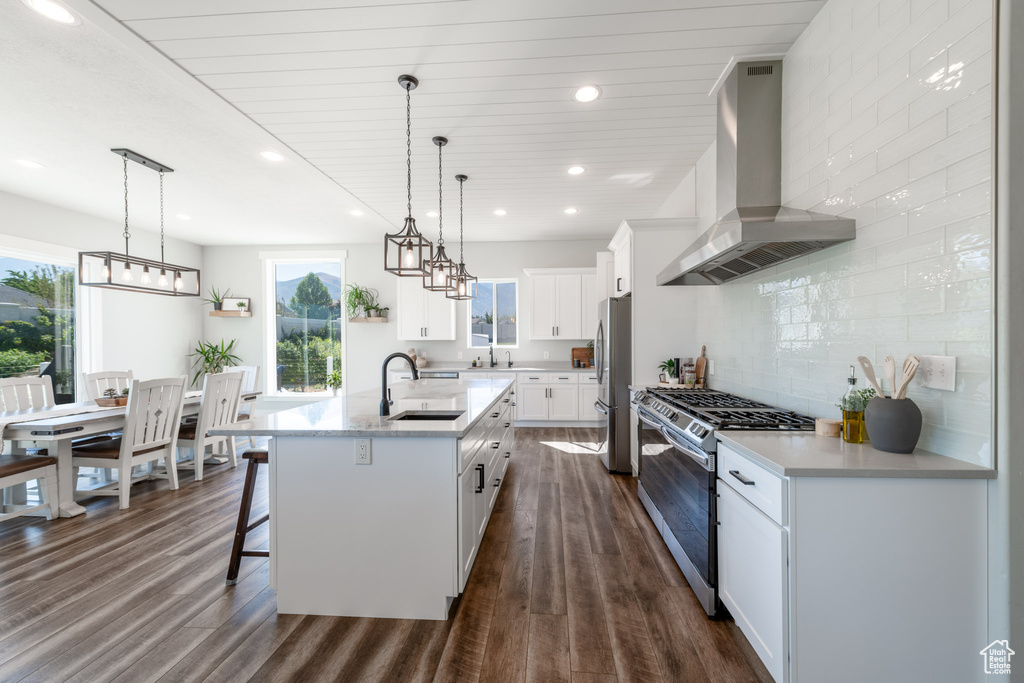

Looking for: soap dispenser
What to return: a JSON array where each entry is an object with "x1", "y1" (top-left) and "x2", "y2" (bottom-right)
[{"x1": 838, "y1": 365, "x2": 867, "y2": 444}]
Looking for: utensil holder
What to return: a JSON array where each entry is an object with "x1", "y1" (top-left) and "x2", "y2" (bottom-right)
[{"x1": 864, "y1": 397, "x2": 922, "y2": 453}]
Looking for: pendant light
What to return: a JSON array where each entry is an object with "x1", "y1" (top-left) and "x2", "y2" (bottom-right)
[
  {"x1": 79, "y1": 149, "x2": 200, "y2": 296},
  {"x1": 384, "y1": 75, "x2": 433, "y2": 277},
  {"x1": 447, "y1": 174, "x2": 478, "y2": 300},
  {"x1": 423, "y1": 136, "x2": 457, "y2": 292}
]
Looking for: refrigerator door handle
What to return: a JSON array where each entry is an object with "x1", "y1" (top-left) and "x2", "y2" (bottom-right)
[
  {"x1": 595, "y1": 320, "x2": 605, "y2": 385},
  {"x1": 594, "y1": 400, "x2": 609, "y2": 415}
]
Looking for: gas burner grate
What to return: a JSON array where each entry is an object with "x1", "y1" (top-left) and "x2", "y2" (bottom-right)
[
  {"x1": 697, "y1": 408, "x2": 817, "y2": 430},
  {"x1": 648, "y1": 388, "x2": 772, "y2": 411}
]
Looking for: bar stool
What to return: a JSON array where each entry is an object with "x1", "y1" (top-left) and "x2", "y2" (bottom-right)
[{"x1": 226, "y1": 449, "x2": 270, "y2": 585}]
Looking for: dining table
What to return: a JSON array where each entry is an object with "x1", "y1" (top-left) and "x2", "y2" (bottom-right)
[{"x1": 1, "y1": 390, "x2": 260, "y2": 517}]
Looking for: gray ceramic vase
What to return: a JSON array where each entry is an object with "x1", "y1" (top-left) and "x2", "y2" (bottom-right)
[{"x1": 864, "y1": 396, "x2": 922, "y2": 454}]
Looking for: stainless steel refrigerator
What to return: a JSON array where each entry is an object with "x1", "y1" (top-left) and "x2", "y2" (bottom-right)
[{"x1": 594, "y1": 296, "x2": 632, "y2": 473}]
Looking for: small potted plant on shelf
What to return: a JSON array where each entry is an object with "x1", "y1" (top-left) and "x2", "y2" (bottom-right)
[
  {"x1": 326, "y1": 369, "x2": 342, "y2": 396},
  {"x1": 235, "y1": 301, "x2": 247, "y2": 313},
  {"x1": 377, "y1": 306, "x2": 389, "y2": 319},
  {"x1": 361, "y1": 288, "x2": 380, "y2": 317},
  {"x1": 96, "y1": 387, "x2": 129, "y2": 407},
  {"x1": 202, "y1": 286, "x2": 229, "y2": 311},
  {"x1": 658, "y1": 358, "x2": 677, "y2": 384}
]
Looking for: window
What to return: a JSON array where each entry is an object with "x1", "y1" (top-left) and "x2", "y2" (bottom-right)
[
  {"x1": 469, "y1": 279, "x2": 518, "y2": 348},
  {"x1": 0, "y1": 255, "x2": 77, "y2": 403},
  {"x1": 264, "y1": 255, "x2": 345, "y2": 395}
]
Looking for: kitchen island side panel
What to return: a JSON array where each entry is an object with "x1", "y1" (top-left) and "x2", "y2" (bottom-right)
[
  {"x1": 273, "y1": 435, "x2": 459, "y2": 620},
  {"x1": 789, "y1": 476, "x2": 988, "y2": 683}
]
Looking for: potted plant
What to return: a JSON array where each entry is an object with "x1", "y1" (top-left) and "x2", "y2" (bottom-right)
[
  {"x1": 202, "y1": 286, "x2": 229, "y2": 311},
  {"x1": 96, "y1": 387, "x2": 128, "y2": 407},
  {"x1": 658, "y1": 358, "x2": 677, "y2": 383},
  {"x1": 367, "y1": 305, "x2": 380, "y2": 318},
  {"x1": 343, "y1": 284, "x2": 378, "y2": 319},
  {"x1": 189, "y1": 339, "x2": 242, "y2": 387},
  {"x1": 377, "y1": 306, "x2": 389, "y2": 319},
  {"x1": 235, "y1": 301, "x2": 247, "y2": 313},
  {"x1": 326, "y1": 369, "x2": 342, "y2": 396},
  {"x1": 361, "y1": 287, "x2": 380, "y2": 317}
]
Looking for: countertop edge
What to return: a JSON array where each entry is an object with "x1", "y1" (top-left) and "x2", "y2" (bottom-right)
[
  {"x1": 717, "y1": 433, "x2": 997, "y2": 480},
  {"x1": 210, "y1": 378, "x2": 512, "y2": 439}
]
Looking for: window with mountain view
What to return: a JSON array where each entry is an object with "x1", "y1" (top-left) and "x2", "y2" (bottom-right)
[
  {"x1": 271, "y1": 261, "x2": 343, "y2": 394},
  {"x1": 469, "y1": 279, "x2": 518, "y2": 348},
  {"x1": 0, "y1": 256, "x2": 76, "y2": 403}
]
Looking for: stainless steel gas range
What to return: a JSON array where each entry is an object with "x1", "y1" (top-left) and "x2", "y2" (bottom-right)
[{"x1": 630, "y1": 387, "x2": 815, "y2": 617}]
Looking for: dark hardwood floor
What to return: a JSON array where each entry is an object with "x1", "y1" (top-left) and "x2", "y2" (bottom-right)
[{"x1": 0, "y1": 428, "x2": 770, "y2": 682}]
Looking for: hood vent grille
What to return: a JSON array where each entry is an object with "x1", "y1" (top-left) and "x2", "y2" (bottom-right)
[
  {"x1": 699, "y1": 241, "x2": 823, "y2": 284},
  {"x1": 747, "y1": 64, "x2": 773, "y2": 76}
]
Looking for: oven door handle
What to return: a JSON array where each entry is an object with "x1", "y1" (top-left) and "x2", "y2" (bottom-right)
[
  {"x1": 593, "y1": 400, "x2": 609, "y2": 416},
  {"x1": 660, "y1": 426, "x2": 711, "y2": 469},
  {"x1": 636, "y1": 407, "x2": 662, "y2": 429}
]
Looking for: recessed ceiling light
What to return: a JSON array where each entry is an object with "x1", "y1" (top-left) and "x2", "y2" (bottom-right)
[
  {"x1": 350, "y1": 209, "x2": 364, "y2": 216},
  {"x1": 426, "y1": 211, "x2": 439, "y2": 218},
  {"x1": 176, "y1": 214, "x2": 191, "y2": 220},
  {"x1": 259, "y1": 150, "x2": 285, "y2": 162},
  {"x1": 494, "y1": 209, "x2": 507, "y2": 216},
  {"x1": 22, "y1": 0, "x2": 78, "y2": 24},
  {"x1": 564, "y1": 207, "x2": 579, "y2": 215},
  {"x1": 16, "y1": 159, "x2": 45, "y2": 169},
  {"x1": 574, "y1": 85, "x2": 601, "y2": 103},
  {"x1": 567, "y1": 166, "x2": 586, "y2": 175}
]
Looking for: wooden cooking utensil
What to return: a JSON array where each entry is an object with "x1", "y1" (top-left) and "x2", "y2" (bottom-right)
[
  {"x1": 894, "y1": 355, "x2": 921, "y2": 400},
  {"x1": 884, "y1": 356, "x2": 896, "y2": 398},
  {"x1": 857, "y1": 356, "x2": 886, "y2": 397}
]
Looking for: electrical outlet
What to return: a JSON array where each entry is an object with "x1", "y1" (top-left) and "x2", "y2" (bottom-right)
[
  {"x1": 709, "y1": 360, "x2": 715, "y2": 376},
  {"x1": 543, "y1": 351, "x2": 549, "y2": 359},
  {"x1": 355, "y1": 439, "x2": 372, "y2": 465},
  {"x1": 919, "y1": 355, "x2": 956, "y2": 392},
  {"x1": 457, "y1": 351, "x2": 463, "y2": 360}
]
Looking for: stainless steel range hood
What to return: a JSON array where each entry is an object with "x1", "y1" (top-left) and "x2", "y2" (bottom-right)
[{"x1": 658, "y1": 61, "x2": 855, "y2": 286}]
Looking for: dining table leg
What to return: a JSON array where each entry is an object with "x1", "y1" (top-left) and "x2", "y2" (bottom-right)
[{"x1": 55, "y1": 439, "x2": 87, "y2": 518}]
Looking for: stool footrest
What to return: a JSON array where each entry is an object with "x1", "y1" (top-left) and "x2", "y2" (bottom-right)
[
  {"x1": 240, "y1": 550, "x2": 270, "y2": 558},
  {"x1": 246, "y1": 514, "x2": 269, "y2": 533}
]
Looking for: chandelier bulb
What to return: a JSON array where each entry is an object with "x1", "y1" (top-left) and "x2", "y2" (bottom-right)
[
  {"x1": 140, "y1": 265, "x2": 151, "y2": 284},
  {"x1": 174, "y1": 271, "x2": 183, "y2": 291},
  {"x1": 158, "y1": 269, "x2": 168, "y2": 287},
  {"x1": 121, "y1": 263, "x2": 133, "y2": 282}
]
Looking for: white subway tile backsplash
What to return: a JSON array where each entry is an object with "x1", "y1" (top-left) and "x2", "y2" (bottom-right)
[{"x1": 701, "y1": 0, "x2": 993, "y2": 465}]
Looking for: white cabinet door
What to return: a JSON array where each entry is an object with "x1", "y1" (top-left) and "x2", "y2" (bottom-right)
[
  {"x1": 718, "y1": 481, "x2": 788, "y2": 683},
  {"x1": 554, "y1": 274, "x2": 582, "y2": 339},
  {"x1": 396, "y1": 277, "x2": 426, "y2": 340},
  {"x1": 423, "y1": 289, "x2": 455, "y2": 340},
  {"x1": 458, "y1": 448, "x2": 484, "y2": 590},
  {"x1": 530, "y1": 274, "x2": 557, "y2": 339},
  {"x1": 581, "y1": 273, "x2": 598, "y2": 341},
  {"x1": 517, "y1": 385, "x2": 548, "y2": 421},
  {"x1": 578, "y1": 385, "x2": 600, "y2": 421},
  {"x1": 548, "y1": 385, "x2": 579, "y2": 421},
  {"x1": 613, "y1": 236, "x2": 632, "y2": 296}
]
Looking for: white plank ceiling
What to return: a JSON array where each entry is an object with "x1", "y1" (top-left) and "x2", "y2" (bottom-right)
[{"x1": 4, "y1": 0, "x2": 826, "y2": 244}]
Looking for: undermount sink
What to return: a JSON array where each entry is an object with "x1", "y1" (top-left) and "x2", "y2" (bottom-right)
[{"x1": 390, "y1": 410, "x2": 465, "y2": 422}]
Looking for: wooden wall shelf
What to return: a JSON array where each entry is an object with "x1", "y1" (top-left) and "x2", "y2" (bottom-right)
[
  {"x1": 349, "y1": 317, "x2": 389, "y2": 323},
  {"x1": 209, "y1": 310, "x2": 252, "y2": 317}
]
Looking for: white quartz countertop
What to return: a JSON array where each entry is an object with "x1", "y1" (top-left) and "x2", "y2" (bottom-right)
[
  {"x1": 418, "y1": 362, "x2": 594, "y2": 372},
  {"x1": 718, "y1": 432, "x2": 996, "y2": 479},
  {"x1": 209, "y1": 378, "x2": 512, "y2": 438}
]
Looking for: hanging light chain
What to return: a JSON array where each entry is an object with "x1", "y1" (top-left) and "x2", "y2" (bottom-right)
[
  {"x1": 406, "y1": 87, "x2": 412, "y2": 218},
  {"x1": 437, "y1": 141, "x2": 444, "y2": 246},
  {"x1": 122, "y1": 153, "x2": 130, "y2": 255},
  {"x1": 458, "y1": 176, "x2": 465, "y2": 262},
  {"x1": 159, "y1": 170, "x2": 165, "y2": 262}
]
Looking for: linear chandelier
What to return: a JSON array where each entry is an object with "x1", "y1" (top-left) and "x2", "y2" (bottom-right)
[
  {"x1": 384, "y1": 75, "x2": 433, "y2": 277},
  {"x1": 79, "y1": 149, "x2": 200, "y2": 296}
]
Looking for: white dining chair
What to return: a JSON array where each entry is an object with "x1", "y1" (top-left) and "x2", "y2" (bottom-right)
[
  {"x1": 176, "y1": 372, "x2": 243, "y2": 481},
  {"x1": 71, "y1": 377, "x2": 186, "y2": 509},
  {"x1": 0, "y1": 375, "x2": 55, "y2": 411},
  {"x1": 82, "y1": 370, "x2": 134, "y2": 400},
  {"x1": 0, "y1": 454, "x2": 57, "y2": 523},
  {"x1": 224, "y1": 365, "x2": 260, "y2": 446}
]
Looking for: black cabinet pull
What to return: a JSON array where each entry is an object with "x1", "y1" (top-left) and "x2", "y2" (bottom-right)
[
  {"x1": 616, "y1": 277, "x2": 622, "y2": 291},
  {"x1": 729, "y1": 470, "x2": 756, "y2": 486},
  {"x1": 490, "y1": 411, "x2": 499, "y2": 418},
  {"x1": 504, "y1": 422, "x2": 511, "y2": 428},
  {"x1": 490, "y1": 442, "x2": 500, "y2": 449},
  {"x1": 503, "y1": 398, "x2": 510, "y2": 403},
  {"x1": 493, "y1": 478, "x2": 501, "y2": 487},
  {"x1": 504, "y1": 451, "x2": 511, "y2": 459},
  {"x1": 475, "y1": 464, "x2": 485, "y2": 492}
]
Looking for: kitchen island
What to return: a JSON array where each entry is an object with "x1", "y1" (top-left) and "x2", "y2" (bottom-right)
[{"x1": 211, "y1": 377, "x2": 515, "y2": 620}]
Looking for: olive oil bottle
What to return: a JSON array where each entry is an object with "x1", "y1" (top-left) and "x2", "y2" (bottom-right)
[{"x1": 839, "y1": 366, "x2": 866, "y2": 444}]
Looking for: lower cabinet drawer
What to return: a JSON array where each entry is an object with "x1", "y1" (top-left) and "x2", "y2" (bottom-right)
[
  {"x1": 517, "y1": 373, "x2": 549, "y2": 384},
  {"x1": 718, "y1": 443, "x2": 787, "y2": 526}
]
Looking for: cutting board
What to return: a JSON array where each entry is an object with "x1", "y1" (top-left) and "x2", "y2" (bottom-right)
[{"x1": 694, "y1": 345, "x2": 707, "y2": 387}]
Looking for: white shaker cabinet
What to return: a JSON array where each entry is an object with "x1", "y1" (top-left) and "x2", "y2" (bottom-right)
[
  {"x1": 516, "y1": 383, "x2": 549, "y2": 421},
  {"x1": 608, "y1": 225, "x2": 632, "y2": 296},
  {"x1": 581, "y1": 272, "x2": 598, "y2": 340},
  {"x1": 396, "y1": 276, "x2": 456, "y2": 340},
  {"x1": 524, "y1": 268, "x2": 593, "y2": 340}
]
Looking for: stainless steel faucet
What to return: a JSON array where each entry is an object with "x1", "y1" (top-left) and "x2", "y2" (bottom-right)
[{"x1": 380, "y1": 352, "x2": 419, "y2": 416}]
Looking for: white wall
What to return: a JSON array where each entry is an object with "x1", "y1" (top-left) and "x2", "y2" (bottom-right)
[
  {"x1": 0, "y1": 189, "x2": 204, "y2": 385},
  {"x1": 690, "y1": 0, "x2": 993, "y2": 465},
  {"x1": 203, "y1": 239, "x2": 606, "y2": 396}
]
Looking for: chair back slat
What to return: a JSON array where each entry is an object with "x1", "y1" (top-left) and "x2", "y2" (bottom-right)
[
  {"x1": 82, "y1": 371, "x2": 134, "y2": 401},
  {"x1": 224, "y1": 366, "x2": 260, "y2": 394},
  {"x1": 0, "y1": 376, "x2": 55, "y2": 412},
  {"x1": 122, "y1": 377, "x2": 186, "y2": 455},
  {"x1": 197, "y1": 372, "x2": 243, "y2": 436}
]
